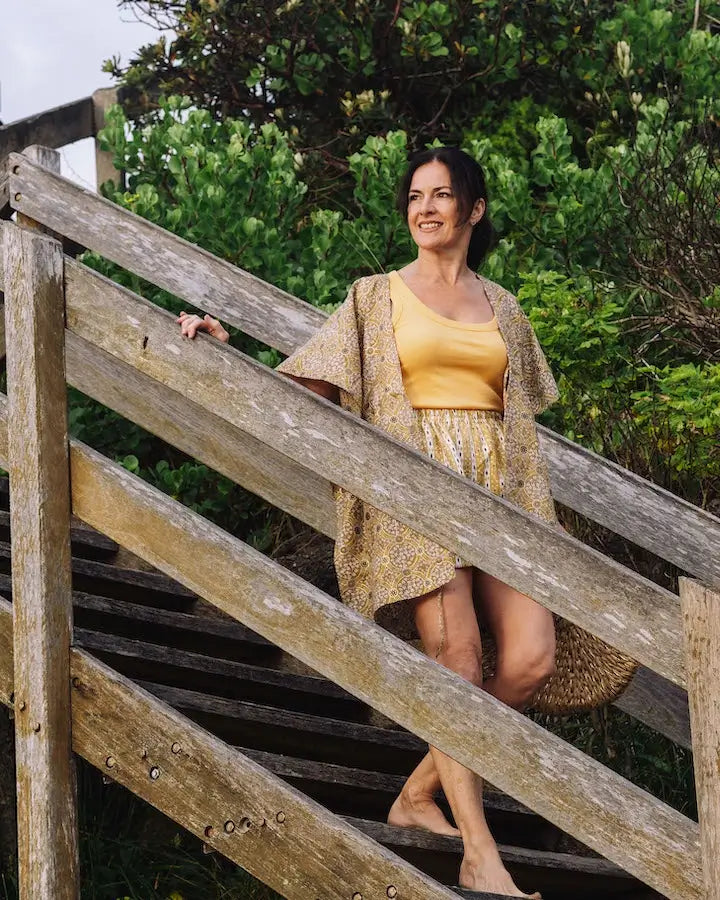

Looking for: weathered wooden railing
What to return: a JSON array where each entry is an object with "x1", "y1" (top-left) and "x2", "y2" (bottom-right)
[
  {"x1": 0, "y1": 89, "x2": 120, "y2": 216},
  {"x1": 0, "y1": 147, "x2": 719, "y2": 900}
]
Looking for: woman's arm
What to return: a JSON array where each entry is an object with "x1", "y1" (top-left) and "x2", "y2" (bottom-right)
[
  {"x1": 284, "y1": 374, "x2": 340, "y2": 404},
  {"x1": 177, "y1": 312, "x2": 340, "y2": 403}
]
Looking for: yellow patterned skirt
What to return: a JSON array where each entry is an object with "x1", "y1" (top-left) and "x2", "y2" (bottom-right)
[{"x1": 416, "y1": 408, "x2": 506, "y2": 568}]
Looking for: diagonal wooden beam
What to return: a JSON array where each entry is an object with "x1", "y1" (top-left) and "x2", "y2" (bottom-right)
[{"x1": 0, "y1": 599, "x2": 464, "y2": 900}]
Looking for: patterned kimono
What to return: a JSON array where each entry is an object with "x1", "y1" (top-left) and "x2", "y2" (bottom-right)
[{"x1": 277, "y1": 273, "x2": 637, "y2": 711}]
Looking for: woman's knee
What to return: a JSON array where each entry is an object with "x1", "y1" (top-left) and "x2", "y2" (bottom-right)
[{"x1": 497, "y1": 644, "x2": 556, "y2": 701}]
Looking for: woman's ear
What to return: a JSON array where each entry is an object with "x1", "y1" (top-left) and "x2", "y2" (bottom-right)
[{"x1": 470, "y1": 198, "x2": 486, "y2": 226}]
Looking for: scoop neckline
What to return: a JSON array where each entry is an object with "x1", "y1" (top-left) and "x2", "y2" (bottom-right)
[{"x1": 389, "y1": 270, "x2": 498, "y2": 331}]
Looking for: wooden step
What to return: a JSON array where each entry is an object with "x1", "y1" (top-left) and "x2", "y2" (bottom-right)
[
  {"x1": 347, "y1": 819, "x2": 663, "y2": 900},
  {"x1": 75, "y1": 628, "x2": 366, "y2": 721},
  {"x1": 138, "y1": 679, "x2": 423, "y2": 772},
  {"x1": 236, "y1": 747, "x2": 558, "y2": 852},
  {"x1": 0, "y1": 543, "x2": 196, "y2": 610}
]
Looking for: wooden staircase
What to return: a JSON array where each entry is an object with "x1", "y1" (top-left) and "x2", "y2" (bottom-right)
[{"x1": 0, "y1": 115, "x2": 719, "y2": 900}]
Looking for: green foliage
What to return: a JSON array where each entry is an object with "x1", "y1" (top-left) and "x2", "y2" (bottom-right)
[{"x1": 111, "y1": 0, "x2": 720, "y2": 163}]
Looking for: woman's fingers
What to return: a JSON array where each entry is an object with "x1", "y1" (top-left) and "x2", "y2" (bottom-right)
[
  {"x1": 177, "y1": 312, "x2": 208, "y2": 339},
  {"x1": 176, "y1": 312, "x2": 229, "y2": 342}
]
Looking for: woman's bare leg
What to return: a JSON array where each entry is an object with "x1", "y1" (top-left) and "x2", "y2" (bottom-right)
[
  {"x1": 391, "y1": 568, "x2": 540, "y2": 897},
  {"x1": 390, "y1": 570, "x2": 557, "y2": 833}
]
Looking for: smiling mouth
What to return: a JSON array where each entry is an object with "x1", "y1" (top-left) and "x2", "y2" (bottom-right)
[{"x1": 418, "y1": 222, "x2": 442, "y2": 231}]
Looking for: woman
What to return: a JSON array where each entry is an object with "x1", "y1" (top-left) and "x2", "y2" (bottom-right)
[{"x1": 178, "y1": 148, "x2": 559, "y2": 897}]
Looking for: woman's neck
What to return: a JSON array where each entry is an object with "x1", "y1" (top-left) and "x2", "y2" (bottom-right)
[{"x1": 409, "y1": 250, "x2": 472, "y2": 286}]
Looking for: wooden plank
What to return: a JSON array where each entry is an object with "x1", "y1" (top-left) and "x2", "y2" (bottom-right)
[
  {"x1": 0, "y1": 510, "x2": 118, "y2": 561},
  {"x1": 139, "y1": 681, "x2": 423, "y2": 758},
  {"x1": 0, "y1": 538, "x2": 197, "y2": 609},
  {"x1": 7, "y1": 153, "x2": 323, "y2": 355},
  {"x1": 680, "y1": 578, "x2": 720, "y2": 897},
  {"x1": 2, "y1": 225, "x2": 79, "y2": 897},
  {"x1": 2, "y1": 175, "x2": 718, "y2": 589},
  {"x1": 538, "y1": 426, "x2": 720, "y2": 589},
  {"x1": 59, "y1": 259, "x2": 685, "y2": 689},
  {"x1": 349, "y1": 818, "x2": 627, "y2": 878},
  {"x1": 73, "y1": 628, "x2": 361, "y2": 710},
  {"x1": 0, "y1": 601, "x2": 461, "y2": 900},
  {"x1": 61, "y1": 441, "x2": 700, "y2": 899},
  {"x1": 613, "y1": 666, "x2": 691, "y2": 749},
  {"x1": 0, "y1": 97, "x2": 94, "y2": 160}
]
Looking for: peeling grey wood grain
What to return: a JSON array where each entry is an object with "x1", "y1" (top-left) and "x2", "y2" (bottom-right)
[
  {"x1": 680, "y1": 578, "x2": 720, "y2": 896},
  {"x1": 0, "y1": 97, "x2": 94, "y2": 160},
  {"x1": 62, "y1": 443, "x2": 701, "y2": 900},
  {"x1": 0, "y1": 600, "x2": 460, "y2": 900},
  {"x1": 61, "y1": 258, "x2": 685, "y2": 688},
  {"x1": 4, "y1": 164, "x2": 720, "y2": 584},
  {"x1": 8, "y1": 153, "x2": 322, "y2": 355},
  {"x1": 613, "y1": 666, "x2": 691, "y2": 749},
  {"x1": 538, "y1": 426, "x2": 720, "y2": 589},
  {"x1": 2, "y1": 226, "x2": 79, "y2": 898}
]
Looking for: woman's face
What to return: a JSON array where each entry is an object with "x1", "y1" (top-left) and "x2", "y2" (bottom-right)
[{"x1": 406, "y1": 160, "x2": 483, "y2": 253}]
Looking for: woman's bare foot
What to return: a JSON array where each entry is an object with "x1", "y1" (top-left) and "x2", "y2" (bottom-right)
[
  {"x1": 460, "y1": 856, "x2": 541, "y2": 898},
  {"x1": 388, "y1": 790, "x2": 460, "y2": 837}
]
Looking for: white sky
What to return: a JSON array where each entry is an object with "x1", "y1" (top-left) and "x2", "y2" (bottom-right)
[{"x1": 0, "y1": 1, "x2": 163, "y2": 189}]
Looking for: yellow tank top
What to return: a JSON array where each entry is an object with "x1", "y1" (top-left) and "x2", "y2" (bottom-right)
[{"x1": 389, "y1": 270, "x2": 507, "y2": 411}]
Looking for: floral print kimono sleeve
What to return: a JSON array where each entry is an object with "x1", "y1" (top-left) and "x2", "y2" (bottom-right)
[{"x1": 275, "y1": 283, "x2": 363, "y2": 416}]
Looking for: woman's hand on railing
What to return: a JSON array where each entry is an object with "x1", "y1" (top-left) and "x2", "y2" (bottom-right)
[{"x1": 177, "y1": 311, "x2": 230, "y2": 343}]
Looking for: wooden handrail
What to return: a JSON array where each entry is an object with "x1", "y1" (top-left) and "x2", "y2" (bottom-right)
[
  {"x1": 5, "y1": 153, "x2": 720, "y2": 589},
  {"x1": 0, "y1": 600, "x2": 460, "y2": 900},
  {"x1": 0, "y1": 150, "x2": 714, "y2": 899},
  {"x1": 0, "y1": 428, "x2": 701, "y2": 899},
  {"x1": 0, "y1": 97, "x2": 94, "y2": 163}
]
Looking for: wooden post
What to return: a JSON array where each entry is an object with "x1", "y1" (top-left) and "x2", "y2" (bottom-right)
[
  {"x1": 91, "y1": 88, "x2": 122, "y2": 192},
  {"x1": 3, "y1": 223, "x2": 80, "y2": 898},
  {"x1": 680, "y1": 576, "x2": 720, "y2": 899}
]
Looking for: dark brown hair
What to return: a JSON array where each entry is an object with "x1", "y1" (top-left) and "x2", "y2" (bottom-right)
[{"x1": 396, "y1": 146, "x2": 494, "y2": 270}]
